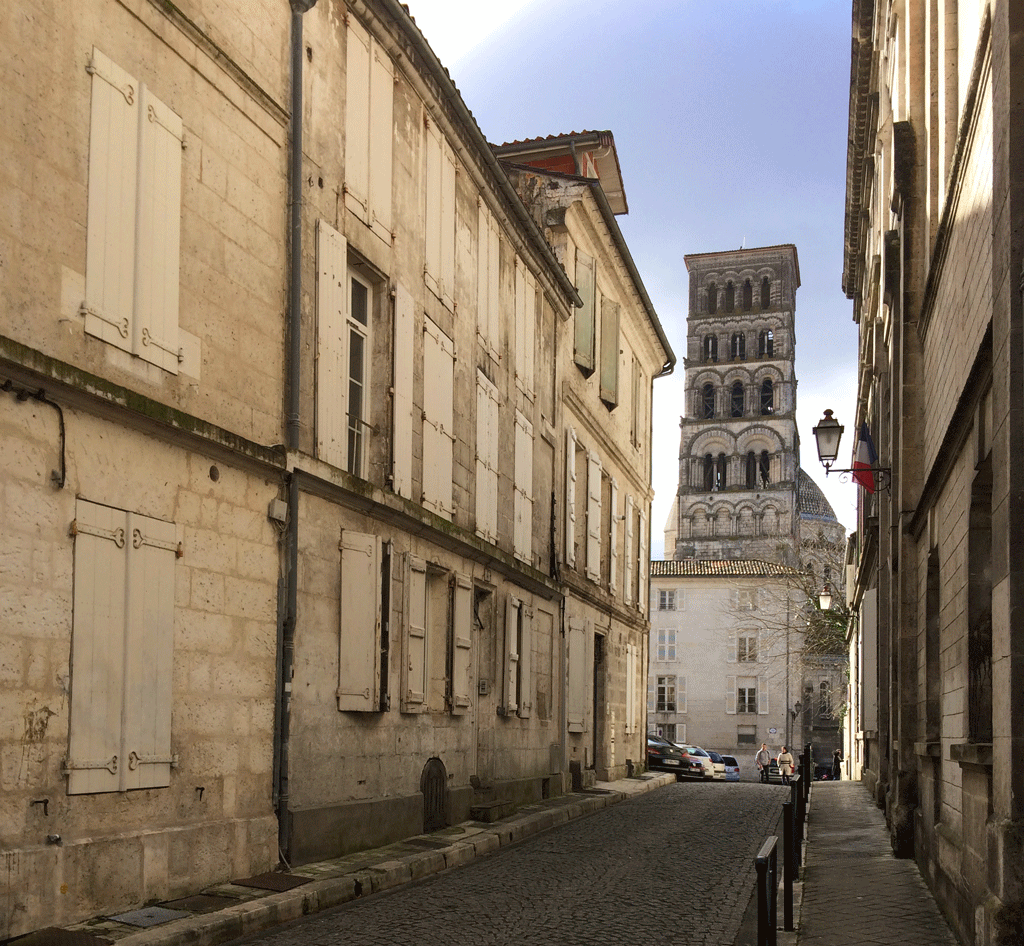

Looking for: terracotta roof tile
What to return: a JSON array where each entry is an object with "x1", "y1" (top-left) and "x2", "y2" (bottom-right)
[{"x1": 650, "y1": 559, "x2": 802, "y2": 578}]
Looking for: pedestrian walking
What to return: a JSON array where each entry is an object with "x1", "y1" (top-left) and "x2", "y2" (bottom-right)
[
  {"x1": 831, "y1": 749, "x2": 843, "y2": 781},
  {"x1": 755, "y1": 743, "x2": 771, "y2": 783},
  {"x1": 777, "y1": 746, "x2": 794, "y2": 785}
]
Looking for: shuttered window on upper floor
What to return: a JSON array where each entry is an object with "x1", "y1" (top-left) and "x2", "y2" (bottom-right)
[
  {"x1": 475, "y1": 370, "x2": 499, "y2": 543},
  {"x1": 68, "y1": 499, "x2": 177, "y2": 794},
  {"x1": 574, "y1": 251, "x2": 596, "y2": 374},
  {"x1": 392, "y1": 283, "x2": 414, "y2": 498},
  {"x1": 514, "y1": 262, "x2": 536, "y2": 398},
  {"x1": 564, "y1": 427, "x2": 579, "y2": 568},
  {"x1": 424, "y1": 118, "x2": 457, "y2": 310},
  {"x1": 608, "y1": 477, "x2": 619, "y2": 596},
  {"x1": 84, "y1": 48, "x2": 182, "y2": 374},
  {"x1": 476, "y1": 203, "x2": 501, "y2": 360},
  {"x1": 422, "y1": 317, "x2": 455, "y2": 519},
  {"x1": 599, "y1": 297, "x2": 620, "y2": 408},
  {"x1": 345, "y1": 15, "x2": 393, "y2": 244},
  {"x1": 586, "y1": 451, "x2": 602, "y2": 582},
  {"x1": 513, "y1": 409, "x2": 534, "y2": 562}
]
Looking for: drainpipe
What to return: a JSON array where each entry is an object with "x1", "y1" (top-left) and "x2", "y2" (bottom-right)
[{"x1": 277, "y1": 471, "x2": 300, "y2": 864}]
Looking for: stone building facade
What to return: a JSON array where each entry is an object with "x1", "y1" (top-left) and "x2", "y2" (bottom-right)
[
  {"x1": 0, "y1": 1, "x2": 672, "y2": 934},
  {"x1": 841, "y1": 1, "x2": 1024, "y2": 943}
]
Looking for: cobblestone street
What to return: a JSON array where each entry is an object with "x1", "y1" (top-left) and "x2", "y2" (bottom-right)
[{"x1": 234, "y1": 781, "x2": 787, "y2": 946}]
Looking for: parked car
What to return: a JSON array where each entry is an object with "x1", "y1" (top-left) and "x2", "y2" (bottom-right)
[
  {"x1": 647, "y1": 735, "x2": 705, "y2": 779},
  {"x1": 721, "y1": 754, "x2": 741, "y2": 781},
  {"x1": 706, "y1": 750, "x2": 727, "y2": 780},
  {"x1": 678, "y1": 745, "x2": 715, "y2": 780}
]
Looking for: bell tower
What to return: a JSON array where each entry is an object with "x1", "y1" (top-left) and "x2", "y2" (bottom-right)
[{"x1": 666, "y1": 245, "x2": 801, "y2": 565}]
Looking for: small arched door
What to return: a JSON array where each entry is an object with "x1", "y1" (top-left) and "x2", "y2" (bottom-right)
[{"x1": 421, "y1": 757, "x2": 448, "y2": 832}]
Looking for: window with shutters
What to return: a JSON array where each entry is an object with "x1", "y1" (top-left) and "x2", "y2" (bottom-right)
[
  {"x1": 736, "y1": 677, "x2": 757, "y2": 714},
  {"x1": 504, "y1": 595, "x2": 532, "y2": 718},
  {"x1": 83, "y1": 49, "x2": 183, "y2": 374},
  {"x1": 630, "y1": 357, "x2": 643, "y2": 449},
  {"x1": 574, "y1": 251, "x2": 596, "y2": 374},
  {"x1": 316, "y1": 221, "x2": 376, "y2": 478},
  {"x1": 657, "y1": 628, "x2": 676, "y2": 661},
  {"x1": 599, "y1": 297, "x2": 620, "y2": 408},
  {"x1": 608, "y1": 476, "x2": 619, "y2": 596},
  {"x1": 67, "y1": 499, "x2": 177, "y2": 794},
  {"x1": 344, "y1": 15, "x2": 393, "y2": 243},
  {"x1": 449, "y1": 575, "x2": 473, "y2": 715},
  {"x1": 658, "y1": 590, "x2": 676, "y2": 611},
  {"x1": 564, "y1": 427, "x2": 579, "y2": 568},
  {"x1": 477, "y1": 203, "x2": 501, "y2": 361},
  {"x1": 585, "y1": 451, "x2": 602, "y2": 582},
  {"x1": 737, "y1": 632, "x2": 758, "y2": 663},
  {"x1": 337, "y1": 531, "x2": 385, "y2": 712},
  {"x1": 424, "y1": 118, "x2": 457, "y2": 309},
  {"x1": 566, "y1": 618, "x2": 589, "y2": 733},
  {"x1": 475, "y1": 370, "x2": 499, "y2": 542},
  {"x1": 625, "y1": 643, "x2": 637, "y2": 734},
  {"x1": 656, "y1": 675, "x2": 677, "y2": 712},
  {"x1": 737, "y1": 587, "x2": 758, "y2": 611},
  {"x1": 392, "y1": 283, "x2": 414, "y2": 498},
  {"x1": 402, "y1": 554, "x2": 428, "y2": 712},
  {"x1": 422, "y1": 317, "x2": 455, "y2": 519},
  {"x1": 637, "y1": 508, "x2": 648, "y2": 614},
  {"x1": 515, "y1": 261, "x2": 537, "y2": 398},
  {"x1": 513, "y1": 410, "x2": 534, "y2": 561},
  {"x1": 623, "y1": 494, "x2": 635, "y2": 606}
]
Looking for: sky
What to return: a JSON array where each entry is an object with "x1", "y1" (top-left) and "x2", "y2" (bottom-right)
[{"x1": 406, "y1": 0, "x2": 861, "y2": 557}]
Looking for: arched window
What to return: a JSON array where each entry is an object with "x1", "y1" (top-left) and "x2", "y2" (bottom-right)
[
  {"x1": 731, "y1": 381, "x2": 744, "y2": 417},
  {"x1": 760, "y1": 276, "x2": 771, "y2": 308},
  {"x1": 715, "y1": 453, "x2": 727, "y2": 490},
  {"x1": 707, "y1": 283, "x2": 718, "y2": 314},
  {"x1": 760, "y1": 378, "x2": 774, "y2": 414},
  {"x1": 742, "y1": 279, "x2": 753, "y2": 311},
  {"x1": 730, "y1": 333, "x2": 745, "y2": 360},
  {"x1": 703, "y1": 454, "x2": 715, "y2": 492},
  {"x1": 724, "y1": 281, "x2": 735, "y2": 313},
  {"x1": 758, "y1": 329, "x2": 774, "y2": 357},
  {"x1": 703, "y1": 334, "x2": 718, "y2": 362},
  {"x1": 701, "y1": 383, "x2": 715, "y2": 419},
  {"x1": 746, "y1": 451, "x2": 757, "y2": 488},
  {"x1": 759, "y1": 450, "x2": 770, "y2": 487}
]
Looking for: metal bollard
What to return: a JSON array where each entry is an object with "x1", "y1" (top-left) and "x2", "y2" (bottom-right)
[
  {"x1": 783, "y1": 801, "x2": 794, "y2": 931},
  {"x1": 755, "y1": 836, "x2": 778, "y2": 946}
]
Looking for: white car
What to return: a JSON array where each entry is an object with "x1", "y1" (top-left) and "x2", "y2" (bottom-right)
[
  {"x1": 706, "y1": 750, "x2": 728, "y2": 780},
  {"x1": 721, "y1": 754, "x2": 741, "y2": 781},
  {"x1": 678, "y1": 745, "x2": 716, "y2": 780}
]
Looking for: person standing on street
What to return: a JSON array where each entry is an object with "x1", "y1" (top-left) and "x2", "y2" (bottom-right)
[
  {"x1": 777, "y1": 746, "x2": 795, "y2": 785},
  {"x1": 755, "y1": 743, "x2": 772, "y2": 783},
  {"x1": 831, "y1": 749, "x2": 843, "y2": 781}
]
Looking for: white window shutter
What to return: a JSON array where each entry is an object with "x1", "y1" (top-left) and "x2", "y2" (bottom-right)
[
  {"x1": 121, "y1": 511, "x2": 176, "y2": 790},
  {"x1": 344, "y1": 18, "x2": 371, "y2": 222},
  {"x1": 637, "y1": 508, "x2": 648, "y2": 613},
  {"x1": 451, "y1": 574, "x2": 473, "y2": 714},
  {"x1": 758, "y1": 675, "x2": 769, "y2": 714},
  {"x1": 513, "y1": 410, "x2": 534, "y2": 561},
  {"x1": 599, "y1": 298, "x2": 620, "y2": 407},
  {"x1": 392, "y1": 282, "x2": 414, "y2": 498},
  {"x1": 440, "y1": 142, "x2": 457, "y2": 310},
  {"x1": 566, "y1": 618, "x2": 587, "y2": 733},
  {"x1": 402, "y1": 555, "x2": 427, "y2": 711},
  {"x1": 518, "y1": 606, "x2": 532, "y2": 718},
  {"x1": 316, "y1": 220, "x2": 348, "y2": 469},
  {"x1": 134, "y1": 86, "x2": 182, "y2": 374},
  {"x1": 84, "y1": 50, "x2": 139, "y2": 355},
  {"x1": 475, "y1": 370, "x2": 499, "y2": 541},
  {"x1": 625, "y1": 643, "x2": 636, "y2": 734},
  {"x1": 504, "y1": 596, "x2": 520, "y2": 714},
  {"x1": 623, "y1": 495, "x2": 635, "y2": 606},
  {"x1": 68, "y1": 500, "x2": 128, "y2": 795},
  {"x1": 586, "y1": 451, "x2": 602, "y2": 582},
  {"x1": 609, "y1": 477, "x2": 619, "y2": 596},
  {"x1": 514, "y1": 263, "x2": 536, "y2": 397},
  {"x1": 477, "y1": 204, "x2": 500, "y2": 359},
  {"x1": 337, "y1": 531, "x2": 382, "y2": 712},
  {"x1": 421, "y1": 318, "x2": 454, "y2": 519},
  {"x1": 726, "y1": 675, "x2": 737, "y2": 714},
  {"x1": 424, "y1": 119, "x2": 442, "y2": 297},
  {"x1": 565, "y1": 427, "x2": 577, "y2": 567},
  {"x1": 727, "y1": 629, "x2": 737, "y2": 663},
  {"x1": 367, "y1": 42, "x2": 394, "y2": 242},
  {"x1": 679, "y1": 676, "x2": 688, "y2": 714},
  {"x1": 574, "y1": 251, "x2": 596, "y2": 372}
]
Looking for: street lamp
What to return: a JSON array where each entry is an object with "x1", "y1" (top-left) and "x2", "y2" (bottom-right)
[
  {"x1": 811, "y1": 409, "x2": 892, "y2": 490},
  {"x1": 812, "y1": 410, "x2": 844, "y2": 469},
  {"x1": 819, "y1": 584, "x2": 833, "y2": 611}
]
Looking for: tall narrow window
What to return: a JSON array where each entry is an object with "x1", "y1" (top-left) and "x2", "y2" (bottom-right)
[
  {"x1": 703, "y1": 334, "x2": 718, "y2": 363},
  {"x1": 707, "y1": 282, "x2": 718, "y2": 314},
  {"x1": 702, "y1": 383, "x2": 715, "y2": 419},
  {"x1": 574, "y1": 251, "x2": 596, "y2": 373},
  {"x1": 658, "y1": 590, "x2": 676, "y2": 611},
  {"x1": 657, "y1": 628, "x2": 677, "y2": 661},
  {"x1": 760, "y1": 276, "x2": 771, "y2": 308},
  {"x1": 819, "y1": 681, "x2": 832, "y2": 717},
  {"x1": 742, "y1": 279, "x2": 753, "y2": 311},
  {"x1": 968, "y1": 457, "x2": 993, "y2": 743},
  {"x1": 656, "y1": 675, "x2": 677, "y2": 712},
  {"x1": 424, "y1": 119, "x2": 457, "y2": 309},
  {"x1": 737, "y1": 684, "x2": 757, "y2": 714},
  {"x1": 737, "y1": 632, "x2": 758, "y2": 662},
  {"x1": 746, "y1": 451, "x2": 757, "y2": 488},
  {"x1": 758, "y1": 329, "x2": 774, "y2": 357},
  {"x1": 715, "y1": 453, "x2": 727, "y2": 490},
  {"x1": 422, "y1": 318, "x2": 455, "y2": 518},
  {"x1": 347, "y1": 275, "x2": 370, "y2": 473},
  {"x1": 703, "y1": 454, "x2": 715, "y2": 492},
  {"x1": 731, "y1": 381, "x2": 744, "y2": 417},
  {"x1": 730, "y1": 333, "x2": 745, "y2": 360},
  {"x1": 759, "y1": 450, "x2": 770, "y2": 487},
  {"x1": 760, "y1": 378, "x2": 774, "y2": 414},
  {"x1": 725, "y1": 281, "x2": 735, "y2": 312}
]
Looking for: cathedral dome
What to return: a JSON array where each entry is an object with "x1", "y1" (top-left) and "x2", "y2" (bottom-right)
[{"x1": 797, "y1": 468, "x2": 839, "y2": 522}]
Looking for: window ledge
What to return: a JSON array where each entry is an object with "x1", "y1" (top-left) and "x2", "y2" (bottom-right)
[
  {"x1": 915, "y1": 741, "x2": 942, "y2": 758},
  {"x1": 949, "y1": 742, "x2": 992, "y2": 769}
]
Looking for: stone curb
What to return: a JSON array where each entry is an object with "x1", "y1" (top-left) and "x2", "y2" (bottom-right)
[{"x1": 109, "y1": 774, "x2": 676, "y2": 946}]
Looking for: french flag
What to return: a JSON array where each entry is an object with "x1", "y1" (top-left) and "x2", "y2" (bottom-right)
[{"x1": 853, "y1": 423, "x2": 877, "y2": 493}]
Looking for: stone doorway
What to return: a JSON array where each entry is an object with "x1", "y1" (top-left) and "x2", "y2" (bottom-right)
[{"x1": 421, "y1": 757, "x2": 448, "y2": 832}]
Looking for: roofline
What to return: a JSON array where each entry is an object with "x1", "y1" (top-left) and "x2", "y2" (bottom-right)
[{"x1": 683, "y1": 244, "x2": 801, "y2": 289}]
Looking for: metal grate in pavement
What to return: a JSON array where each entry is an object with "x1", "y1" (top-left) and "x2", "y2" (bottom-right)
[
  {"x1": 161, "y1": 894, "x2": 239, "y2": 913},
  {"x1": 232, "y1": 872, "x2": 312, "y2": 892},
  {"x1": 8, "y1": 928, "x2": 112, "y2": 946},
  {"x1": 106, "y1": 906, "x2": 190, "y2": 928}
]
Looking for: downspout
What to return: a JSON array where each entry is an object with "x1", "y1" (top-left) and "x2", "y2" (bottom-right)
[{"x1": 279, "y1": 0, "x2": 318, "y2": 865}]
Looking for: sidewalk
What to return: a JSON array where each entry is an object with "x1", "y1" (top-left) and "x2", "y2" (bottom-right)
[
  {"x1": 796, "y1": 781, "x2": 959, "y2": 946},
  {"x1": 19, "y1": 774, "x2": 677, "y2": 946}
]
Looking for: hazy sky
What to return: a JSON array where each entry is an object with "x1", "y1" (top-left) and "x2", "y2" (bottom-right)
[{"x1": 406, "y1": 0, "x2": 860, "y2": 557}]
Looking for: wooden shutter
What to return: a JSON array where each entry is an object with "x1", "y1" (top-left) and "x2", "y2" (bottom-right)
[
  {"x1": 440, "y1": 141, "x2": 456, "y2": 310},
  {"x1": 392, "y1": 282, "x2": 414, "y2": 498},
  {"x1": 403, "y1": 554, "x2": 427, "y2": 711},
  {"x1": 475, "y1": 370, "x2": 499, "y2": 541},
  {"x1": 504, "y1": 596, "x2": 520, "y2": 714},
  {"x1": 344, "y1": 17, "x2": 371, "y2": 223},
  {"x1": 678, "y1": 675, "x2": 688, "y2": 714},
  {"x1": 586, "y1": 451, "x2": 602, "y2": 581},
  {"x1": 574, "y1": 251, "x2": 596, "y2": 372},
  {"x1": 68, "y1": 500, "x2": 128, "y2": 794},
  {"x1": 84, "y1": 50, "x2": 139, "y2": 355},
  {"x1": 337, "y1": 531, "x2": 382, "y2": 712},
  {"x1": 758, "y1": 674, "x2": 769, "y2": 714},
  {"x1": 727, "y1": 629, "x2": 737, "y2": 663},
  {"x1": 608, "y1": 477, "x2": 619, "y2": 595},
  {"x1": 367, "y1": 40, "x2": 394, "y2": 242},
  {"x1": 725, "y1": 675, "x2": 737, "y2": 714},
  {"x1": 477, "y1": 203, "x2": 500, "y2": 359},
  {"x1": 599, "y1": 298, "x2": 620, "y2": 406},
  {"x1": 565, "y1": 427, "x2": 577, "y2": 567},
  {"x1": 424, "y1": 119, "x2": 442, "y2": 298},
  {"x1": 451, "y1": 574, "x2": 473, "y2": 714},
  {"x1": 625, "y1": 643, "x2": 636, "y2": 734},
  {"x1": 566, "y1": 618, "x2": 588, "y2": 733},
  {"x1": 514, "y1": 263, "x2": 535, "y2": 396},
  {"x1": 422, "y1": 318, "x2": 454, "y2": 519},
  {"x1": 316, "y1": 220, "x2": 348, "y2": 469},
  {"x1": 514, "y1": 410, "x2": 534, "y2": 561},
  {"x1": 637, "y1": 508, "x2": 648, "y2": 612},
  {"x1": 623, "y1": 494, "x2": 635, "y2": 606},
  {"x1": 518, "y1": 605, "x2": 532, "y2": 718}
]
